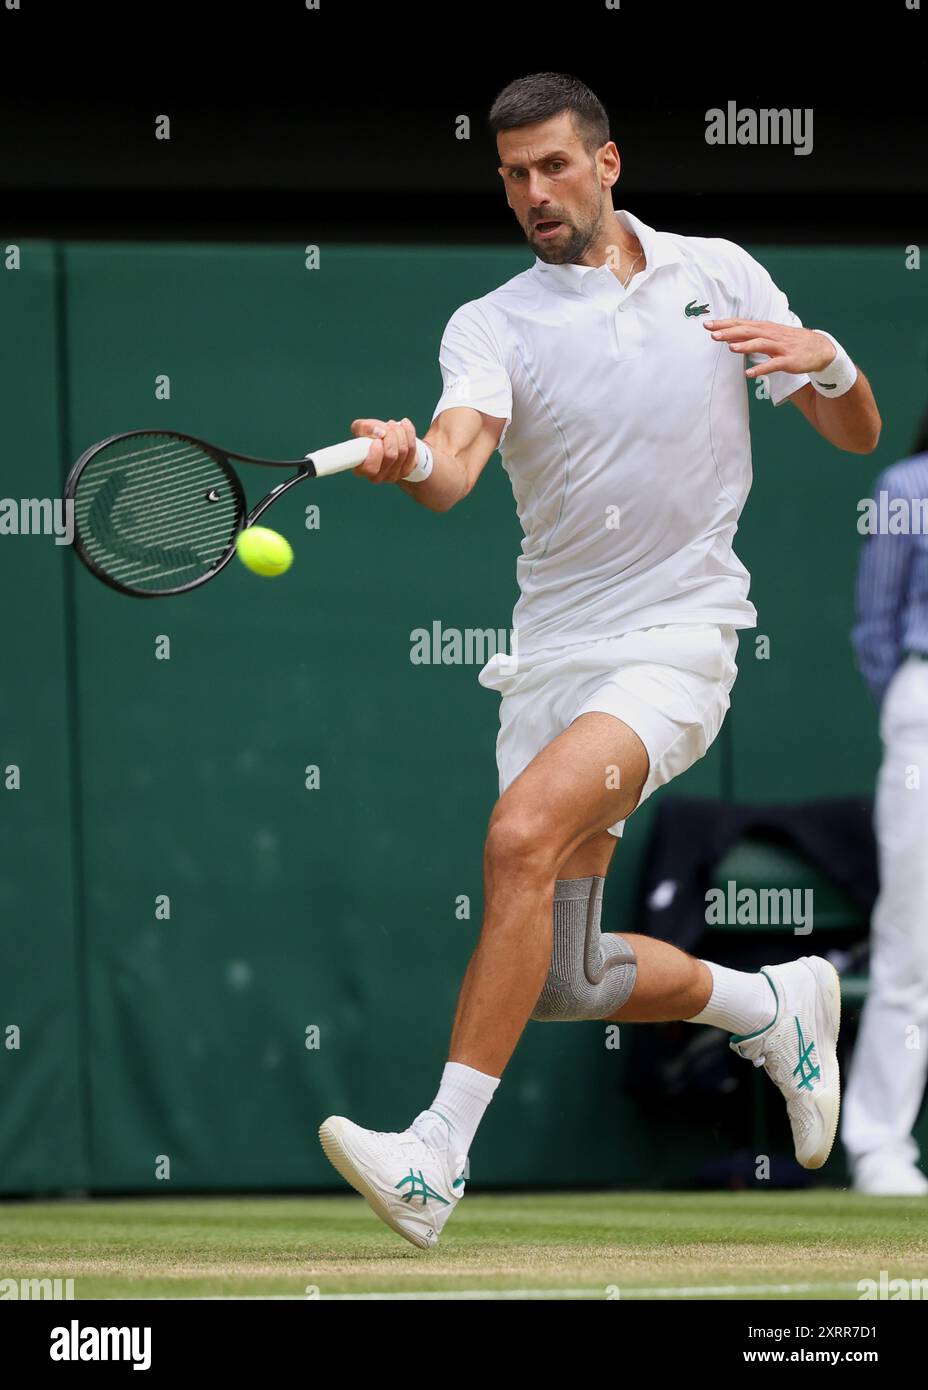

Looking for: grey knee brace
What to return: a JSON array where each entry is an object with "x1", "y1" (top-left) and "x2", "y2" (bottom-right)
[{"x1": 531, "y1": 876, "x2": 637, "y2": 1022}]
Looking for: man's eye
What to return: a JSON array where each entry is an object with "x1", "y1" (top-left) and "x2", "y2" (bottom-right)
[{"x1": 508, "y1": 163, "x2": 562, "y2": 178}]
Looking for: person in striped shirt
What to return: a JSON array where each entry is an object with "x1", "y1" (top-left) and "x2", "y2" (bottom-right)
[{"x1": 844, "y1": 405, "x2": 928, "y2": 1195}]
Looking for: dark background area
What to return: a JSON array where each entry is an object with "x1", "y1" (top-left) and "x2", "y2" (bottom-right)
[{"x1": 1, "y1": 0, "x2": 925, "y2": 245}]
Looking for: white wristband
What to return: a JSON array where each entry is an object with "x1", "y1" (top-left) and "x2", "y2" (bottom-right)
[
  {"x1": 810, "y1": 330, "x2": 857, "y2": 399},
  {"x1": 402, "y1": 439, "x2": 434, "y2": 483}
]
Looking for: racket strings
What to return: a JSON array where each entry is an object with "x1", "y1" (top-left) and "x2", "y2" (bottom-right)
[{"x1": 72, "y1": 435, "x2": 242, "y2": 593}]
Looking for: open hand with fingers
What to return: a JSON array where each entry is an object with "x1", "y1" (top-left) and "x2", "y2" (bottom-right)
[{"x1": 703, "y1": 319, "x2": 837, "y2": 380}]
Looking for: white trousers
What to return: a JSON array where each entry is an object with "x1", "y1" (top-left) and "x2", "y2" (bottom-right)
[{"x1": 841, "y1": 654, "x2": 928, "y2": 1168}]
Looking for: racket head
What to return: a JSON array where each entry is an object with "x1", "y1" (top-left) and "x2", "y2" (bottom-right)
[{"x1": 64, "y1": 430, "x2": 247, "y2": 597}]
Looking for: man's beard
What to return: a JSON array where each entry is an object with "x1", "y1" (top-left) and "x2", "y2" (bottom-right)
[{"x1": 528, "y1": 214, "x2": 595, "y2": 265}]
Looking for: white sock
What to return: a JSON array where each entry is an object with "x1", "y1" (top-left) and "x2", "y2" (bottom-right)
[
  {"x1": 410, "y1": 1061, "x2": 500, "y2": 1156},
  {"x1": 685, "y1": 960, "x2": 778, "y2": 1036}
]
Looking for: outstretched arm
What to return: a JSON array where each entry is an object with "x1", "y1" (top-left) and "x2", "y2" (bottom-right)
[{"x1": 349, "y1": 407, "x2": 507, "y2": 512}]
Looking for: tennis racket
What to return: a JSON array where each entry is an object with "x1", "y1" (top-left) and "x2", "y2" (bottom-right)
[{"x1": 63, "y1": 428, "x2": 432, "y2": 598}]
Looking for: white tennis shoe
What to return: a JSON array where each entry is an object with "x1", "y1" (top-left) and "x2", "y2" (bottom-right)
[
  {"x1": 729, "y1": 955, "x2": 841, "y2": 1170},
  {"x1": 318, "y1": 1115, "x2": 467, "y2": 1249},
  {"x1": 852, "y1": 1153, "x2": 928, "y2": 1196}
]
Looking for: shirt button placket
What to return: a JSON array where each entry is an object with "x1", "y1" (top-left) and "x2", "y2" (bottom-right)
[{"x1": 612, "y1": 293, "x2": 625, "y2": 359}]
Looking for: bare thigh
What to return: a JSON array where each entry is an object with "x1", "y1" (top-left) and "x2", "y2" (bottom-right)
[{"x1": 487, "y1": 710, "x2": 650, "y2": 879}]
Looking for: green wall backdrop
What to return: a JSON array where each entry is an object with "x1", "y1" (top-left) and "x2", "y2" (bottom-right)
[{"x1": 1, "y1": 238, "x2": 925, "y2": 1195}]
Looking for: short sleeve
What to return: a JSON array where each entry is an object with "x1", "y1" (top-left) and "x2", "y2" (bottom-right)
[
  {"x1": 725, "y1": 243, "x2": 812, "y2": 407},
  {"x1": 430, "y1": 302, "x2": 513, "y2": 447}
]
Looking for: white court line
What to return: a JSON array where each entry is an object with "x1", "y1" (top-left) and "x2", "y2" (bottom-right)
[{"x1": 153, "y1": 1280, "x2": 863, "y2": 1301}]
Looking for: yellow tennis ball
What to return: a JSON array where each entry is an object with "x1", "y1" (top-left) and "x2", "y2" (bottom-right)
[{"x1": 235, "y1": 526, "x2": 294, "y2": 577}]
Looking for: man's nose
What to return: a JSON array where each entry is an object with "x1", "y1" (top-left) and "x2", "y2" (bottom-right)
[{"x1": 524, "y1": 175, "x2": 554, "y2": 207}]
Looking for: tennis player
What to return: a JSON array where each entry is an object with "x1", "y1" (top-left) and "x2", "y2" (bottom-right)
[{"x1": 320, "y1": 72, "x2": 882, "y2": 1247}]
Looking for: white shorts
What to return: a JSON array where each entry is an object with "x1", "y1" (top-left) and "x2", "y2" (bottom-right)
[{"x1": 478, "y1": 623, "x2": 740, "y2": 837}]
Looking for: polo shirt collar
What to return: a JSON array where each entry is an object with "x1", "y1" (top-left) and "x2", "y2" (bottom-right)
[{"x1": 531, "y1": 208, "x2": 683, "y2": 294}]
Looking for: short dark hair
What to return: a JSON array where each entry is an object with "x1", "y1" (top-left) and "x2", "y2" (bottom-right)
[{"x1": 488, "y1": 72, "x2": 610, "y2": 157}]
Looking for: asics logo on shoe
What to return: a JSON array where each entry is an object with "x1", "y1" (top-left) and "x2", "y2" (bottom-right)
[
  {"x1": 792, "y1": 1018, "x2": 821, "y2": 1092},
  {"x1": 395, "y1": 1169, "x2": 450, "y2": 1206}
]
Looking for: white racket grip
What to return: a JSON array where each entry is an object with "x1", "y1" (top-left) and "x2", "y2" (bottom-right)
[{"x1": 306, "y1": 436, "x2": 434, "y2": 481}]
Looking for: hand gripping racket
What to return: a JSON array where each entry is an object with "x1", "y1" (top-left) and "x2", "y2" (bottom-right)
[{"x1": 63, "y1": 428, "x2": 433, "y2": 598}]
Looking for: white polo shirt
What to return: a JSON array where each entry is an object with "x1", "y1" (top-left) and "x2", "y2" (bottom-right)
[{"x1": 429, "y1": 208, "x2": 811, "y2": 656}]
